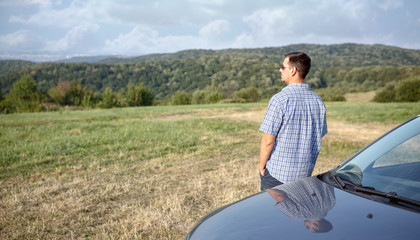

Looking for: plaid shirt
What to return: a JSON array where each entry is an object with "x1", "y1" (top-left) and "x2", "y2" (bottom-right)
[
  {"x1": 273, "y1": 177, "x2": 336, "y2": 221},
  {"x1": 260, "y1": 83, "x2": 327, "y2": 183}
]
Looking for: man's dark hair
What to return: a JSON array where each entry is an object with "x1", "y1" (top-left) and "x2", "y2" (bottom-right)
[
  {"x1": 285, "y1": 52, "x2": 311, "y2": 79},
  {"x1": 314, "y1": 219, "x2": 333, "y2": 233}
]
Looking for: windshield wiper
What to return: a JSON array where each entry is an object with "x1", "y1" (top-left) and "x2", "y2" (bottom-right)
[
  {"x1": 329, "y1": 172, "x2": 420, "y2": 210},
  {"x1": 350, "y1": 185, "x2": 420, "y2": 208},
  {"x1": 328, "y1": 172, "x2": 345, "y2": 189}
]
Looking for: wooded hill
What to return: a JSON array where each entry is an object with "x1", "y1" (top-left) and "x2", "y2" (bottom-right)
[
  {"x1": 0, "y1": 60, "x2": 36, "y2": 76},
  {"x1": 1, "y1": 43, "x2": 420, "y2": 100}
]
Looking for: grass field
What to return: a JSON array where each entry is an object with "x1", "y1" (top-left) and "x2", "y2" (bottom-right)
[{"x1": 1, "y1": 100, "x2": 419, "y2": 239}]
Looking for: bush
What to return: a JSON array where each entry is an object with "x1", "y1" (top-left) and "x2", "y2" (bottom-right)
[
  {"x1": 234, "y1": 87, "x2": 261, "y2": 103},
  {"x1": 98, "y1": 88, "x2": 119, "y2": 108},
  {"x1": 126, "y1": 83, "x2": 154, "y2": 106},
  {"x1": 395, "y1": 77, "x2": 420, "y2": 102},
  {"x1": 191, "y1": 91, "x2": 206, "y2": 105},
  {"x1": 0, "y1": 98, "x2": 15, "y2": 114},
  {"x1": 206, "y1": 92, "x2": 223, "y2": 103},
  {"x1": 171, "y1": 91, "x2": 191, "y2": 105},
  {"x1": 2, "y1": 74, "x2": 42, "y2": 113},
  {"x1": 373, "y1": 88, "x2": 395, "y2": 102},
  {"x1": 48, "y1": 79, "x2": 94, "y2": 107},
  {"x1": 190, "y1": 85, "x2": 224, "y2": 105},
  {"x1": 324, "y1": 94, "x2": 346, "y2": 101},
  {"x1": 203, "y1": 84, "x2": 224, "y2": 104},
  {"x1": 316, "y1": 88, "x2": 346, "y2": 102},
  {"x1": 374, "y1": 77, "x2": 420, "y2": 102}
]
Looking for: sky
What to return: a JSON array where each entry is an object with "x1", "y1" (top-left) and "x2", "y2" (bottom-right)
[{"x1": 0, "y1": 0, "x2": 419, "y2": 62}]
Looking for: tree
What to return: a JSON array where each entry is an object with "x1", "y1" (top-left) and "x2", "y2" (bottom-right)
[
  {"x1": 4, "y1": 74, "x2": 41, "y2": 113},
  {"x1": 171, "y1": 91, "x2": 191, "y2": 105},
  {"x1": 203, "y1": 81, "x2": 223, "y2": 103},
  {"x1": 191, "y1": 90, "x2": 206, "y2": 104},
  {"x1": 48, "y1": 78, "x2": 69, "y2": 105},
  {"x1": 67, "y1": 79, "x2": 86, "y2": 106},
  {"x1": 48, "y1": 79, "x2": 94, "y2": 106},
  {"x1": 126, "y1": 82, "x2": 154, "y2": 106},
  {"x1": 99, "y1": 87, "x2": 119, "y2": 108}
]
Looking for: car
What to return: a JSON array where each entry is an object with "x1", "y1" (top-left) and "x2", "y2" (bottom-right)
[{"x1": 185, "y1": 115, "x2": 420, "y2": 240}]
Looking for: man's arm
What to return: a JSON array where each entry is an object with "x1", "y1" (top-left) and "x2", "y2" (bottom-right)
[
  {"x1": 266, "y1": 189, "x2": 286, "y2": 202},
  {"x1": 259, "y1": 132, "x2": 276, "y2": 176}
]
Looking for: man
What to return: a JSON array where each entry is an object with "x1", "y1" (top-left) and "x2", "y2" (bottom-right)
[
  {"x1": 259, "y1": 52, "x2": 327, "y2": 190},
  {"x1": 266, "y1": 177, "x2": 335, "y2": 233}
]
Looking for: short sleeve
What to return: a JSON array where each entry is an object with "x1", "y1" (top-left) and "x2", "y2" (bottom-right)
[{"x1": 259, "y1": 97, "x2": 284, "y2": 136}]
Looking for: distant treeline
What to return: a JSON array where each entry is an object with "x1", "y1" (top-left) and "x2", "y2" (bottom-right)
[
  {"x1": 0, "y1": 60, "x2": 36, "y2": 76},
  {"x1": 0, "y1": 74, "x2": 154, "y2": 113},
  {"x1": 1, "y1": 43, "x2": 420, "y2": 113}
]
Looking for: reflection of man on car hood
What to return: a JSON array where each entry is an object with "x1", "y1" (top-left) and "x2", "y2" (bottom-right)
[{"x1": 266, "y1": 177, "x2": 336, "y2": 233}]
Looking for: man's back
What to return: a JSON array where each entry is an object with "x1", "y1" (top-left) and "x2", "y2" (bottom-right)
[
  {"x1": 259, "y1": 52, "x2": 327, "y2": 190},
  {"x1": 260, "y1": 83, "x2": 327, "y2": 183}
]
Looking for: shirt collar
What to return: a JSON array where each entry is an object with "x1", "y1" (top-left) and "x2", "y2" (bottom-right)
[{"x1": 286, "y1": 83, "x2": 311, "y2": 89}]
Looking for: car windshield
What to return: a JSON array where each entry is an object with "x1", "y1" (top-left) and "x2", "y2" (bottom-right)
[{"x1": 335, "y1": 117, "x2": 420, "y2": 202}]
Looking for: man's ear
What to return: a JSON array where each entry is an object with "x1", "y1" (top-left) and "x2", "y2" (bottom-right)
[{"x1": 291, "y1": 67, "x2": 297, "y2": 76}]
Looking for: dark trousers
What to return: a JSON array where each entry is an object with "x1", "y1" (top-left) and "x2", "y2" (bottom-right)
[{"x1": 260, "y1": 168, "x2": 283, "y2": 191}]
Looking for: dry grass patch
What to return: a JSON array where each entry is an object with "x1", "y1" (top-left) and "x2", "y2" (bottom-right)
[
  {"x1": 1, "y1": 154, "x2": 259, "y2": 239},
  {"x1": 152, "y1": 107, "x2": 266, "y2": 123},
  {"x1": 313, "y1": 120, "x2": 397, "y2": 175},
  {"x1": 344, "y1": 91, "x2": 376, "y2": 102},
  {"x1": 0, "y1": 116, "x2": 260, "y2": 239},
  {"x1": 323, "y1": 120, "x2": 396, "y2": 148}
]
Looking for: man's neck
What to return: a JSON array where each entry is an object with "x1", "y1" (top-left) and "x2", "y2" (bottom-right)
[{"x1": 287, "y1": 78, "x2": 304, "y2": 85}]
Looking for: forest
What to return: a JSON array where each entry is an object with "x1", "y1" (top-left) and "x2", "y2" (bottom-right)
[{"x1": 0, "y1": 43, "x2": 419, "y2": 113}]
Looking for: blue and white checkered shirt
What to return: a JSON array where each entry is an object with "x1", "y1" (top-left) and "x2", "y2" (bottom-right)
[
  {"x1": 259, "y1": 83, "x2": 327, "y2": 183},
  {"x1": 273, "y1": 177, "x2": 335, "y2": 221}
]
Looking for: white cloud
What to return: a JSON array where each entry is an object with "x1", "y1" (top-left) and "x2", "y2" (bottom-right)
[
  {"x1": 47, "y1": 23, "x2": 100, "y2": 52},
  {"x1": 24, "y1": 0, "x2": 51, "y2": 6},
  {"x1": 188, "y1": 0, "x2": 226, "y2": 6},
  {"x1": 103, "y1": 0, "x2": 210, "y2": 28},
  {"x1": 232, "y1": 32, "x2": 254, "y2": 48},
  {"x1": 0, "y1": 30, "x2": 45, "y2": 52},
  {"x1": 9, "y1": 0, "x2": 102, "y2": 28},
  {"x1": 244, "y1": 8, "x2": 287, "y2": 38},
  {"x1": 340, "y1": 0, "x2": 368, "y2": 20},
  {"x1": 379, "y1": 0, "x2": 403, "y2": 11},
  {"x1": 233, "y1": 1, "x2": 383, "y2": 48},
  {"x1": 1, "y1": 0, "x2": 52, "y2": 7},
  {"x1": 1, "y1": 0, "x2": 420, "y2": 60},
  {"x1": 103, "y1": 26, "x2": 203, "y2": 55},
  {"x1": 199, "y1": 19, "x2": 230, "y2": 38},
  {"x1": 103, "y1": 26, "x2": 159, "y2": 54},
  {"x1": 232, "y1": 8, "x2": 290, "y2": 48}
]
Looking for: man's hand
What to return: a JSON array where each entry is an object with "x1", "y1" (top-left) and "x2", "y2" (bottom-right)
[{"x1": 259, "y1": 165, "x2": 265, "y2": 176}]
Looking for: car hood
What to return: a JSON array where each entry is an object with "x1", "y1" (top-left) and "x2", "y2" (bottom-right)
[{"x1": 186, "y1": 176, "x2": 420, "y2": 240}]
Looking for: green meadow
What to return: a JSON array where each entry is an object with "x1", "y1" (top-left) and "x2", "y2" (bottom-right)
[{"x1": 1, "y1": 101, "x2": 419, "y2": 239}]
